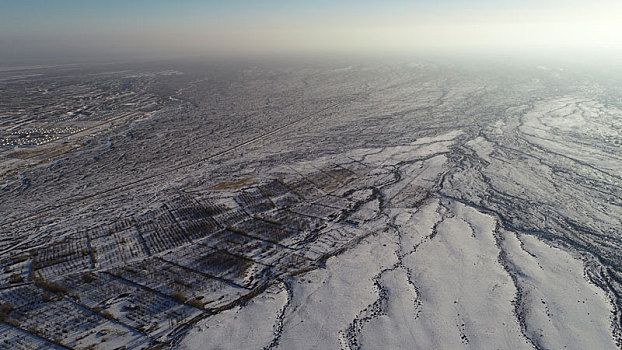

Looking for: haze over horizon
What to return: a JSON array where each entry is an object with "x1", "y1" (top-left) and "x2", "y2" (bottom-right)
[
  {"x1": 2, "y1": 1, "x2": 622, "y2": 349},
  {"x1": 2, "y1": 0, "x2": 622, "y2": 65}
]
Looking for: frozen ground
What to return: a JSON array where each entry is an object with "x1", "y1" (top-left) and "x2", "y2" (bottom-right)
[{"x1": 0, "y1": 60, "x2": 621, "y2": 349}]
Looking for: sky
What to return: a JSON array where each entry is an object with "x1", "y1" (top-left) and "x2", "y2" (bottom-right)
[{"x1": 1, "y1": 0, "x2": 622, "y2": 64}]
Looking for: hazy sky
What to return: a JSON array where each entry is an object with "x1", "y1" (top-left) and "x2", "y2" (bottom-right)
[{"x1": 1, "y1": 0, "x2": 622, "y2": 64}]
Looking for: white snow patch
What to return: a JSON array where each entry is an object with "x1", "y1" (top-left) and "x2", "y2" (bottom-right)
[
  {"x1": 277, "y1": 228, "x2": 398, "y2": 349},
  {"x1": 501, "y1": 231, "x2": 617, "y2": 350},
  {"x1": 178, "y1": 284, "x2": 288, "y2": 350}
]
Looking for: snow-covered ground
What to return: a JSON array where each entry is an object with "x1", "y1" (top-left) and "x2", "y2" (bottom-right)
[
  {"x1": 178, "y1": 128, "x2": 620, "y2": 349},
  {"x1": 2, "y1": 62, "x2": 621, "y2": 349}
]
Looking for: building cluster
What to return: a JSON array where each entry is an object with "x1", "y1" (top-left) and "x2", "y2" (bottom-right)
[{"x1": 0, "y1": 73, "x2": 161, "y2": 152}]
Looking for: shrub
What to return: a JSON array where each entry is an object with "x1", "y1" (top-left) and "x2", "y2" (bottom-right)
[
  {"x1": 170, "y1": 291, "x2": 186, "y2": 303},
  {"x1": 8, "y1": 274, "x2": 24, "y2": 284},
  {"x1": 0, "y1": 302, "x2": 14, "y2": 321},
  {"x1": 100, "y1": 310, "x2": 114, "y2": 319},
  {"x1": 82, "y1": 273, "x2": 95, "y2": 283},
  {"x1": 187, "y1": 298, "x2": 204, "y2": 309},
  {"x1": 34, "y1": 277, "x2": 67, "y2": 295},
  {"x1": 41, "y1": 293, "x2": 52, "y2": 302},
  {"x1": 254, "y1": 215, "x2": 281, "y2": 225}
]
